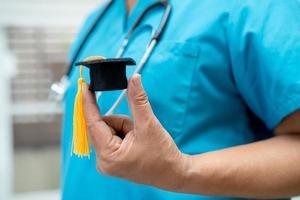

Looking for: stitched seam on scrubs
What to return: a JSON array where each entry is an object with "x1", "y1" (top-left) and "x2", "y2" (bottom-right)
[
  {"x1": 177, "y1": 49, "x2": 202, "y2": 141},
  {"x1": 223, "y1": 11, "x2": 239, "y2": 96},
  {"x1": 68, "y1": 3, "x2": 109, "y2": 78}
]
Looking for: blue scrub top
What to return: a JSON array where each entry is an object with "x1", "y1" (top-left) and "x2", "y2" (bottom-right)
[{"x1": 62, "y1": 0, "x2": 300, "y2": 199}]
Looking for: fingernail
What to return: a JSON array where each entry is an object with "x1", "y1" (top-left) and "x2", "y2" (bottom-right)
[
  {"x1": 83, "y1": 83, "x2": 88, "y2": 94},
  {"x1": 132, "y1": 74, "x2": 141, "y2": 87}
]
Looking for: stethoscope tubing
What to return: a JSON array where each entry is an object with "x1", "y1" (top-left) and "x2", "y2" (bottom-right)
[
  {"x1": 94, "y1": 1, "x2": 171, "y2": 115},
  {"x1": 104, "y1": 39, "x2": 157, "y2": 115},
  {"x1": 67, "y1": 0, "x2": 114, "y2": 77},
  {"x1": 98, "y1": 1, "x2": 171, "y2": 115},
  {"x1": 50, "y1": 0, "x2": 171, "y2": 114}
]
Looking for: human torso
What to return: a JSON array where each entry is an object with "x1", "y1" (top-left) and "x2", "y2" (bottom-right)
[{"x1": 62, "y1": 0, "x2": 272, "y2": 199}]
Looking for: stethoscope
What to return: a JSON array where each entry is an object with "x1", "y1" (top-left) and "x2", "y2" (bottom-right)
[{"x1": 50, "y1": 0, "x2": 171, "y2": 115}]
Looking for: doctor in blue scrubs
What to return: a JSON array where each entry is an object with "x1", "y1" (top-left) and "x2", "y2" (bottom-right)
[{"x1": 62, "y1": 0, "x2": 300, "y2": 199}]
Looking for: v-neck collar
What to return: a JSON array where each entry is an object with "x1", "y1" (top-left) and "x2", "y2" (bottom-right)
[{"x1": 120, "y1": 0, "x2": 159, "y2": 32}]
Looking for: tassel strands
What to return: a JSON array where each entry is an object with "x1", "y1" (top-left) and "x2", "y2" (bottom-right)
[
  {"x1": 73, "y1": 65, "x2": 90, "y2": 157},
  {"x1": 72, "y1": 56, "x2": 105, "y2": 158}
]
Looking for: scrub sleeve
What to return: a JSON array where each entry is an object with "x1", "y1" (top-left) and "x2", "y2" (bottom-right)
[{"x1": 228, "y1": 0, "x2": 300, "y2": 129}]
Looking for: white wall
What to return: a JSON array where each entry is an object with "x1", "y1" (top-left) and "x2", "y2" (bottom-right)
[
  {"x1": 0, "y1": 27, "x2": 17, "y2": 200},
  {"x1": 0, "y1": 1, "x2": 101, "y2": 199},
  {"x1": 0, "y1": 0, "x2": 101, "y2": 27}
]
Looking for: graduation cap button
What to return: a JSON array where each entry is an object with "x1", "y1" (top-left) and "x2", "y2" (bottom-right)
[{"x1": 75, "y1": 57, "x2": 136, "y2": 91}]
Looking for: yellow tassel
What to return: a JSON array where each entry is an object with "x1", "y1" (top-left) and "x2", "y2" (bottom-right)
[
  {"x1": 73, "y1": 65, "x2": 89, "y2": 157},
  {"x1": 72, "y1": 56, "x2": 104, "y2": 158}
]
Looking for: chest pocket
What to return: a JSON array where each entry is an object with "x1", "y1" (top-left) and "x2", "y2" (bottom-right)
[{"x1": 126, "y1": 41, "x2": 200, "y2": 138}]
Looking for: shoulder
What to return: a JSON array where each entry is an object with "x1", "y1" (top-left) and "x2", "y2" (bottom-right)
[
  {"x1": 77, "y1": 2, "x2": 108, "y2": 38},
  {"x1": 228, "y1": 0, "x2": 300, "y2": 26},
  {"x1": 68, "y1": 2, "x2": 108, "y2": 60}
]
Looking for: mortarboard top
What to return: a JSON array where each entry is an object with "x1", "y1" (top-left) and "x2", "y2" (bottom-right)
[{"x1": 75, "y1": 57, "x2": 136, "y2": 92}]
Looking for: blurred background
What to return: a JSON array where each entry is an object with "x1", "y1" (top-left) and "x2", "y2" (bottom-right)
[
  {"x1": 0, "y1": 1, "x2": 299, "y2": 200},
  {"x1": 0, "y1": 0, "x2": 100, "y2": 199}
]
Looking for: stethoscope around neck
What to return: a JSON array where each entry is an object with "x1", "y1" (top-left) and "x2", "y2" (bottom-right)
[{"x1": 50, "y1": 0, "x2": 172, "y2": 115}]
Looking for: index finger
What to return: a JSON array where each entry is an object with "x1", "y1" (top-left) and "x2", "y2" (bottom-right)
[
  {"x1": 82, "y1": 83, "x2": 112, "y2": 150},
  {"x1": 82, "y1": 83, "x2": 102, "y2": 123}
]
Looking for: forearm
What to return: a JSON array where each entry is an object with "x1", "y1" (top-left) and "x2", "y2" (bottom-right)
[{"x1": 176, "y1": 135, "x2": 300, "y2": 198}]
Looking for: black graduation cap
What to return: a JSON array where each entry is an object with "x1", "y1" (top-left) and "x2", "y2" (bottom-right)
[{"x1": 75, "y1": 57, "x2": 136, "y2": 91}]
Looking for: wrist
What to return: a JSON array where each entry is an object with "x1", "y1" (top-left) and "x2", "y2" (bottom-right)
[
  {"x1": 154, "y1": 151, "x2": 192, "y2": 192},
  {"x1": 170, "y1": 152, "x2": 194, "y2": 193}
]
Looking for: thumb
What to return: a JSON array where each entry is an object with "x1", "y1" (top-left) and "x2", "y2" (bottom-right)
[{"x1": 127, "y1": 74, "x2": 154, "y2": 124}]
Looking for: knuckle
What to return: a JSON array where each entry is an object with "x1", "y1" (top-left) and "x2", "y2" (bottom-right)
[
  {"x1": 134, "y1": 91, "x2": 148, "y2": 106},
  {"x1": 96, "y1": 162, "x2": 102, "y2": 172},
  {"x1": 87, "y1": 124, "x2": 97, "y2": 142},
  {"x1": 87, "y1": 120, "x2": 105, "y2": 135},
  {"x1": 96, "y1": 162, "x2": 114, "y2": 176},
  {"x1": 86, "y1": 121, "x2": 96, "y2": 133}
]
